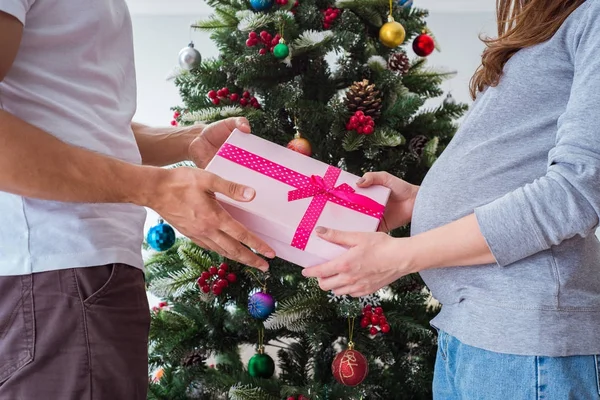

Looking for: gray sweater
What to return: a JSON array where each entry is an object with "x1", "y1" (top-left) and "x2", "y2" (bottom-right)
[{"x1": 411, "y1": 0, "x2": 600, "y2": 357}]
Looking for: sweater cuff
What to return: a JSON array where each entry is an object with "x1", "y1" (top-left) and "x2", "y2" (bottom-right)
[{"x1": 474, "y1": 189, "x2": 547, "y2": 267}]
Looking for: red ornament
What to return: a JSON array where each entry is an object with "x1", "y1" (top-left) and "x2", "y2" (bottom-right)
[
  {"x1": 287, "y1": 134, "x2": 312, "y2": 157},
  {"x1": 208, "y1": 90, "x2": 218, "y2": 99},
  {"x1": 227, "y1": 273, "x2": 237, "y2": 283},
  {"x1": 217, "y1": 268, "x2": 226, "y2": 278},
  {"x1": 219, "y1": 262, "x2": 228, "y2": 270},
  {"x1": 381, "y1": 324, "x2": 391, "y2": 333},
  {"x1": 170, "y1": 120, "x2": 177, "y2": 126},
  {"x1": 371, "y1": 315, "x2": 380, "y2": 325},
  {"x1": 369, "y1": 326, "x2": 378, "y2": 335},
  {"x1": 331, "y1": 347, "x2": 368, "y2": 387},
  {"x1": 240, "y1": 98, "x2": 249, "y2": 107},
  {"x1": 212, "y1": 98, "x2": 220, "y2": 105},
  {"x1": 413, "y1": 33, "x2": 435, "y2": 57},
  {"x1": 201, "y1": 285, "x2": 210, "y2": 293},
  {"x1": 229, "y1": 93, "x2": 239, "y2": 102},
  {"x1": 173, "y1": 111, "x2": 180, "y2": 119},
  {"x1": 209, "y1": 266, "x2": 218, "y2": 275},
  {"x1": 374, "y1": 307, "x2": 383, "y2": 315},
  {"x1": 287, "y1": 397, "x2": 296, "y2": 400}
]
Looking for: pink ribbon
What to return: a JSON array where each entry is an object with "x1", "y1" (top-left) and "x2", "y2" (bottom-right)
[{"x1": 217, "y1": 143, "x2": 384, "y2": 250}]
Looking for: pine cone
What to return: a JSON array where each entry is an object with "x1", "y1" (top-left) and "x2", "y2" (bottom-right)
[
  {"x1": 181, "y1": 349, "x2": 206, "y2": 367},
  {"x1": 345, "y1": 79, "x2": 382, "y2": 119},
  {"x1": 408, "y1": 135, "x2": 428, "y2": 157},
  {"x1": 388, "y1": 51, "x2": 410, "y2": 75}
]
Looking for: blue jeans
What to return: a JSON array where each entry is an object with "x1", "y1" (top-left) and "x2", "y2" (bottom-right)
[{"x1": 434, "y1": 330, "x2": 600, "y2": 399}]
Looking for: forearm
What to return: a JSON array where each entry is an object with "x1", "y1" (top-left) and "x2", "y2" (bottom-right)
[
  {"x1": 132, "y1": 122, "x2": 201, "y2": 166},
  {"x1": 0, "y1": 110, "x2": 162, "y2": 205},
  {"x1": 407, "y1": 213, "x2": 496, "y2": 272}
]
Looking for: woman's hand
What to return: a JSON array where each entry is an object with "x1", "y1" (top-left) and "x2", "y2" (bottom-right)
[
  {"x1": 357, "y1": 172, "x2": 418, "y2": 232},
  {"x1": 301, "y1": 227, "x2": 416, "y2": 297}
]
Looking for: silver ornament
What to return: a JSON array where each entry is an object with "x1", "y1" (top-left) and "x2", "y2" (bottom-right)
[
  {"x1": 178, "y1": 42, "x2": 202, "y2": 70},
  {"x1": 443, "y1": 93, "x2": 456, "y2": 105}
]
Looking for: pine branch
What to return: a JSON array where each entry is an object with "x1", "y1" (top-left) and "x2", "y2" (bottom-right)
[
  {"x1": 192, "y1": 7, "x2": 239, "y2": 31},
  {"x1": 263, "y1": 291, "x2": 325, "y2": 331},
  {"x1": 181, "y1": 106, "x2": 247, "y2": 123},
  {"x1": 291, "y1": 30, "x2": 335, "y2": 55},
  {"x1": 228, "y1": 384, "x2": 279, "y2": 400},
  {"x1": 370, "y1": 128, "x2": 405, "y2": 147},
  {"x1": 342, "y1": 131, "x2": 366, "y2": 152},
  {"x1": 237, "y1": 10, "x2": 295, "y2": 32}
]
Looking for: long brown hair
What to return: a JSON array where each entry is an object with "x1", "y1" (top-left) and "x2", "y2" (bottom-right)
[{"x1": 469, "y1": 0, "x2": 585, "y2": 99}]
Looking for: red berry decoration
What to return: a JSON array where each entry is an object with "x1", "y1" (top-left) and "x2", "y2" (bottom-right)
[
  {"x1": 212, "y1": 98, "x2": 220, "y2": 105},
  {"x1": 413, "y1": 32, "x2": 435, "y2": 57},
  {"x1": 170, "y1": 120, "x2": 177, "y2": 126},
  {"x1": 240, "y1": 98, "x2": 249, "y2": 107},
  {"x1": 361, "y1": 305, "x2": 390, "y2": 335},
  {"x1": 322, "y1": 7, "x2": 341, "y2": 29},
  {"x1": 208, "y1": 90, "x2": 218, "y2": 99},
  {"x1": 198, "y1": 263, "x2": 236, "y2": 296},
  {"x1": 287, "y1": 397, "x2": 296, "y2": 400},
  {"x1": 331, "y1": 346, "x2": 369, "y2": 387},
  {"x1": 229, "y1": 93, "x2": 239, "y2": 102},
  {"x1": 346, "y1": 111, "x2": 375, "y2": 135}
]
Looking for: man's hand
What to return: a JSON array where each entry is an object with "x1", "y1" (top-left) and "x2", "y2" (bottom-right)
[
  {"x1": 148, "y1": 167, "x2": 275, "y2": 271},
  {"x1": 188, "y1": 117, "x2": 251, "y2": 168}
]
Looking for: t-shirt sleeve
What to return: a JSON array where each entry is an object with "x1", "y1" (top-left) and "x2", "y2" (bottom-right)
[
  {"x1": 473, "y1": 3, "x2": 600, "y2": 267},
  {"x1": 0, "y1": 0, "x2": 36, "y2": 24}
]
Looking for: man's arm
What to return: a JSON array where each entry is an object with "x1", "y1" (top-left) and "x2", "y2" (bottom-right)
[
  {"x1": 132, "y1": 117, "x2": 252, "y2": 168},
  {"x1": 0, "y1": 12, "x2": 274, "y2": 269},
  {"x1": 131, "y1": 122, "x2": 198, "y2": 167}
]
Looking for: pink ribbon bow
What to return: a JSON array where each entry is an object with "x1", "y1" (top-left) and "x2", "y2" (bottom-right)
[{"x1": 217, "y1": 143, "x2": 384, "y2": 250}]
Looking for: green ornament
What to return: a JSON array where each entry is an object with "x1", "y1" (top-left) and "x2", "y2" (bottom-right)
[
  {"x1": 273, "y1": 42, "x2": 289, "y2": 59},
  {"x1": 248, "y1": 351, "x2": 275, "y2": 378}
]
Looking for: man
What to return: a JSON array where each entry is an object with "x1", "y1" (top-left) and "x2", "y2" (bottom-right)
[{"x1": 0, "y1": 1, "x2": 274, "y2": 398}]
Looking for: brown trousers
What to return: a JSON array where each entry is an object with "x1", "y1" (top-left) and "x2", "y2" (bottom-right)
[{"x1": 0, "y1": 264, "x2": 150, "y2": 399}]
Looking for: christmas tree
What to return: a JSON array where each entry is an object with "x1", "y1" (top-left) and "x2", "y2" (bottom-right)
[{"x1": 146, "y1": 0, "x2": 467, "y2": 399}]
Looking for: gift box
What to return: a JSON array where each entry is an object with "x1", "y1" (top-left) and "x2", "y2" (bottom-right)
[{"x1": 205, "y1": 129, "x2": 390, "y2": 268}]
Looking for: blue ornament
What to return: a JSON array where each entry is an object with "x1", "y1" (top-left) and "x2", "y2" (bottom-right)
[
  {"x1": 146, "y1": 219, "x2": 176, "y2": 251},
  {"x1": 397, "y1": 0, "x2": 413, "y2": 8},
  {"x1": 248, "y1": 292, "x2": 275, "y2": 320},
  {"x1": 250, "y1": 0, "x2": 273, "y2": 11}
]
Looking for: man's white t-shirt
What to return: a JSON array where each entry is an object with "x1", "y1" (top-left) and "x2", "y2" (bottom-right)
[{"x1": 0, "y1": 0, "x2": 146, "y2": 275}]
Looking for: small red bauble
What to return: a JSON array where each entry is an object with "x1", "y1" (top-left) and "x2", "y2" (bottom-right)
[
  {"x1": 360, "y1": 317, "x2": 370, "y2": 328},
  {"x1": 413, "y1": 33, "x2": 435, "y2": 57},
  {"x1": 212, "y1": 98, "x2": 220, "y2": 105},
  {"x1": 229, "y1": 93, "x2": 239, "y2": 102},
  {"x1": 219, "y1": 262, "x2": 228, "y2": 270},
  {"x1": 201, "y1": 285, "x2": 210, "y2": 293},
  {"x1": 381, "y1": 324, "x2": 391, "y2": 333},
  {"x1": 208, "y1": 90, "x2": 218, "y2": 99},
  {"x1": 287, "y1": 135, "x2": 312, "y2": 157},
  {"x1": 369, "y1": 326, "x2": 378, "y2": 335},
  {"x1": 371, "y1": 315, "x2": 380, "y2": 325},
  {"x1": 331, "y1": 347, "x2": 368, "y2": 387},
  {"x1": 170, "y1": 120, "x2": 177, "y2": 126},
  {"x1": 209, "y1": 266, "x2": 218, "y2": 275},
  {"x1": 227, "y1": 273, "x2": 237, "y2": 283}
]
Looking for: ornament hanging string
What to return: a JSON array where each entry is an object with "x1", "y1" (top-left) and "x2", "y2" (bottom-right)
[
  {"x1": 246, "y1": 268, "x2": 268, "y2": 292},
  {"x1": 389, "y1": 0, "x2": 393, "y2": 16},
  {"x1": 347, "y1": 316, "x2": 356, "y2": 347},
  {"x1": 258, "y1": 327, "x2": 265, "y2": 351}
]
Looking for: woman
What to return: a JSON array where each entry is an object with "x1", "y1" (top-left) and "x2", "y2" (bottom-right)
[{"x1": 303, "y1": 0, "x2": 600, "y2": 398}]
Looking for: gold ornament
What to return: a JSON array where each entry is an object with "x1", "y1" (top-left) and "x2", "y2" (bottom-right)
[{"x1": 379, "y1": 16, "x2": 406, "y2": 48}]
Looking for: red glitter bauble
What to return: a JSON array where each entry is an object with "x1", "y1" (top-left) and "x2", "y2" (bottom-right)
[
  {"x1": 413, "y1": 33, "x2": 435, "y2": 57},
  {"x1": 331, "y1": 348, "x2": 368, "y2": 387}
]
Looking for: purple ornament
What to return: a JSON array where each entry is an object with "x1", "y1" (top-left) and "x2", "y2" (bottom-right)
[{"x1": 248, "y1": 292, "x2": 275, "y2": 320}]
